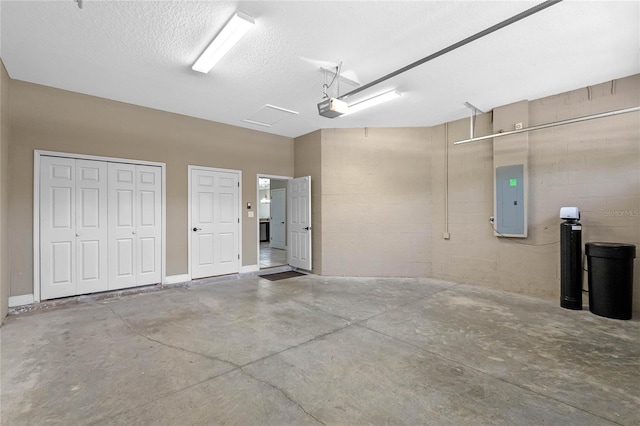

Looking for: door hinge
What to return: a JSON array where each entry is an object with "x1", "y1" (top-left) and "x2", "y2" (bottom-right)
[
  {"x1": 238, "y1": 254, "x2": 240, "y2": 259},
  {"x1": 237, "y1": 182, "x2": 240, "y2": 187},
  {"x1": 238, "y1": 218, "x2": 240, "y2": 223}
]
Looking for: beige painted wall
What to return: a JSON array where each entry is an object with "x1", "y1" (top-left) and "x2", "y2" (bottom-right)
[
  {"x1": 8, "y1": 81, "x2": 293, "y2": 297},
  {"x1": 432, "y1": 76, "x2": 640, "y2": 313},
  {"x1": 294, "y1": 130, "x2": 322, "y2": 274},
  {"x1": 320, "y1": 127, "x2": 432, "y2": 277},
  {"x1": 6, "y1": 72, "x2": 639, "y2": 314},
  {"x1": 528, "y1": 76, "x2": 640, "y2": 310},
  {"x1": 0, "y1": 60, "x2": 10, "y2": 322},
  {"x1": 305, "y1": 75, "x2": 639, "y2": 313},
  {"x1": 430, "y1": 114, "x2": 496, "y2": 283}
]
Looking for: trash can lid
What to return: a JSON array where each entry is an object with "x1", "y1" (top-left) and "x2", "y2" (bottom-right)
[{"x1": 585, "y1": 242, "x2": 636, "y2": 259}]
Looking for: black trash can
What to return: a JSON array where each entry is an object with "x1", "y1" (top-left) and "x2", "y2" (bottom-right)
[{"x1": 585, "y1": 242, "x2": 636, "y2": 320}]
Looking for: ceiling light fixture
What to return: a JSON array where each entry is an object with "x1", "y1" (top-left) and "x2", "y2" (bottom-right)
[
  {"x1": 192, "y1": 12, "x2": 254, "y2": 74},
  {"x1": 344, "y1": 90, "x2": 401, "y2": 116},
  {"x1": 336, "y1": 1, "x2": 561, "y2": 102}
]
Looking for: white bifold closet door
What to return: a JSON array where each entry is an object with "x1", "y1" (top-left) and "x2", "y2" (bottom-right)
[
  {"x1": 40, "y1": 156, "x2": 161, "y2": 300},
  {"x1": 108, "y1": 163, "x2": 162, "y2": 290},
  {"x1": 40, "y1": 157, "x2": 109, "y2": 300}
]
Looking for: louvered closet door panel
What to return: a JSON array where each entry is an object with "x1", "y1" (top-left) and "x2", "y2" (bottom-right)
[
  {"x1": 40, "y1": 156, "x2": 77, "y2": 300},
  {"x1": 108, "y1": 163, "x2": 137, "y2": 290},
  {"x1": 136, "y1": 165, "x2": 162, "y2": 285}
]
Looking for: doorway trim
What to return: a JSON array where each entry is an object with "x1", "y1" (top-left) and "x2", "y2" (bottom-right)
[
  {"x1": 33, "y1": 150, "x2": 167, "y2": 303},
  {"x1": 188, "y1": 165, "x2": 243, "y2": 280},
  {"x1": 256, "y1": 174, "x2": 292, "y2": 270}
]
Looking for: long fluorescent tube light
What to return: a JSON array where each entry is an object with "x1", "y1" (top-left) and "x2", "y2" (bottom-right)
[
  {"x1": 344, "y1": 90, "x2": 401, "y2": 115},
  {"x1": 192, "y1": 12, "x2": 254, "y2": 73}
]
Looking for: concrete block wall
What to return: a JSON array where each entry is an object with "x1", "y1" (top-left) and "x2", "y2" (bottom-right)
[
  {"x1": 294, "y1": 130, "x2": 323, "y2": 275},
  {"x1": 432, "y1": 76, "x2": 639, "y2": 311},
  {"x1": 320, "y1": 127, "x2": 431, "y2": 277},
  {"x1": 528, "y1": 76, "x2": 640, "y2": 310},
  {"x1": 307, "y1": 74, "x2": 639, "y2": 313},
  {"x1": 2, "y1": 72, "x2": 637, "y2": 316},
  {"x1": 430, "y1": 114, "x2": 500, "y2": 285}
]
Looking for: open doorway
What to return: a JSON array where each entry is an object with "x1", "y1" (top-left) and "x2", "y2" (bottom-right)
[{"x1": 257, "y1": 175, "x2": 290, "y2": 269}]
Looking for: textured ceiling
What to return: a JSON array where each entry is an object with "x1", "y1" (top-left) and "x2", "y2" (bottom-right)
[{"x1": 2, "y1": 1, "x2": 639, "y2": 138}]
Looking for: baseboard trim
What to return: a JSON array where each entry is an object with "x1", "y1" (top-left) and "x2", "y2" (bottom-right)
[
  {"x1": 7, "y1": 267, "x2": 293, "y2": 310},
  {"x1": 9, "y1": 294, "x2": 35, "y2": 308},
  {"x1": 164, "y1": 274, "x2": 190, "y2": 284}
]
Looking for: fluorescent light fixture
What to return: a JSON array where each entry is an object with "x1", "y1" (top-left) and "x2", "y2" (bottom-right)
[
  {"x1": 344, "y1": 90, "x2": 402, "y2": 115},
  {"x1": 192, "y1": 12, "x2": 254, "y2": 73}
]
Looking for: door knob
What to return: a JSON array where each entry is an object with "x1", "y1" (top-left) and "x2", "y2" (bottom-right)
[
  {"x1": 193, "y1": 227, "x2": 202, "y2": 232},
  {"x1": 132, "y1": 231, "x2": 136, "y2": 235},
  {"x1": 281, "y1": 222, "x2": 285, "y2": 224},
  {"x1": 304, "y1": 226, "x2": 311, "y2": 231}
]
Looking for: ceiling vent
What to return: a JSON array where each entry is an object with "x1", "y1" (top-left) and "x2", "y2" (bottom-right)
[{"x1": 242, "y1": 104, "x2": 299, "y2": 127}]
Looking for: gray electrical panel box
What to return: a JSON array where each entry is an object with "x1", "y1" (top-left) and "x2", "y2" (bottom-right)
[{"x1": 496, "y1": 164, "x2": 525, "y2": 236}]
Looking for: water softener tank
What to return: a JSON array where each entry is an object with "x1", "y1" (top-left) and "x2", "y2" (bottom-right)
[{"x1": 560, "y1": 207, "x2": 582, "y2": 310}]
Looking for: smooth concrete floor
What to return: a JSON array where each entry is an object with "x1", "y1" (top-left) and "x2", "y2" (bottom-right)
[{"x1": 1, "y1": 275, "x2": 639, "y2": 425}]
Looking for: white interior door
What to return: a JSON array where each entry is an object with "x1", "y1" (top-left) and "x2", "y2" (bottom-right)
[
  {"x1": 288, "y1": 176, "x2": 312, "y2": 270},
  {"x1": 75, "y1": 160, "x2": 108, "y2": 295},
  {"x1": 39, "y1": 154, "x2": 162, "y2": 300},
  {"x1": 191, "y1": 168, "x2": 240, "y2": 279},
  {"x1": 108, "y1": 163, "x2": 137, "y2": 290},
  {"x1": 270, "y1": 188, "x2": 286, "y2": 250},
  {"x1": 40, "y1": 157, "x2": 77, "y2": 300},
  {"x1": 136, "y1": 165, "x2": 162, "y2": 285},
  {"x1": 108, "y1": 163, "x2": 162, "y2": 290},
  {"x1": 41, "y1": 157, "x2": 108, "y2": 299}
]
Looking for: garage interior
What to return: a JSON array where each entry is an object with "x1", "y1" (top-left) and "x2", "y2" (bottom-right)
[{"x1": 1, "y1": 1, "x2": 639, "y2": 424}]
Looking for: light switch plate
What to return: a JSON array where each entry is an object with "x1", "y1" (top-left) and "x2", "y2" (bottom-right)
[{"x1": 248, "y1": 211, "x2": 254, "y2": 218}]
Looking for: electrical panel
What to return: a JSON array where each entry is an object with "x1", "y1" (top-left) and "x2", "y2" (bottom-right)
[{"x1": 495, "y1": 164, "x2": 525, "y2": 236}]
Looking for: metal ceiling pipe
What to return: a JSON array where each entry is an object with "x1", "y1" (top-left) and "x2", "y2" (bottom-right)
[
  {"x1": 453, "y1": 106, "x2": 640, "y2": 145},
  {"x1": 337, "y1": 0, "x2": 563, "y2": 101}
]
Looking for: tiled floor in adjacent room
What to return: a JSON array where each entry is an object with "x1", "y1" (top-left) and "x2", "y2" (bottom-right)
[
  {"x1": 260, "y1": 242, "x2": 288, "y2": 268},
  {"x1": 1, "y1": 275, "x2": 639, "y2": 425}
]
